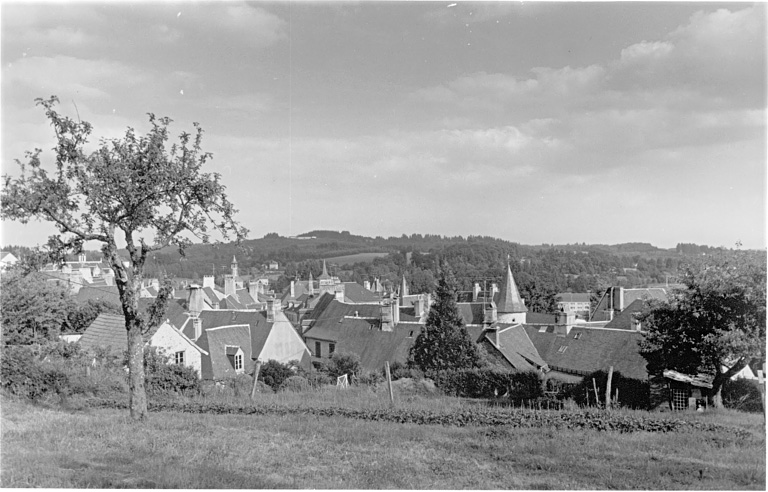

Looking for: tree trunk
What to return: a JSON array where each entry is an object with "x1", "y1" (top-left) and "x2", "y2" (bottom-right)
[
  {"x1": 709, "y1": 373, "x2": 727, "y2": 408},
  {"x1": 127, "y1": 319, "x2": 148, "y2": 420}
]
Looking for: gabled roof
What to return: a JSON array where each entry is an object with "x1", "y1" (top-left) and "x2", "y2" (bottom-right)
[
  {"x1": 195, "y1": 324, "x2": 252, "y2": 380},
  {"x1": 523, "y1": 325, "x2": 647, "y2": 380},
  {"x1": 496, "y1": 264, "x2": 527, "y2": 313},
  {"x1": 486, "y1": 324, "x2": 548, "y2": 371},
  {"x1": 79, "y1": 313, "x2": 127, "y2": 352},
  {"x1": 191, "y1": 310, "x2": 276, "y2": 360},
  {"x1": 342, "y1": 282, "x2": 381, "y2": 303},
  {"x1": 604, "y1": 299, "x2": 646, "y2": 330}
]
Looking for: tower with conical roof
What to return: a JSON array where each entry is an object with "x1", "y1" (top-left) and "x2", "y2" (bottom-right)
[
  {"x1": 496, "y1": 262, "x2": 527, "y2": 324},
  {"x1": 318, "y1": 259, "x2": 335, "y2": 296}
]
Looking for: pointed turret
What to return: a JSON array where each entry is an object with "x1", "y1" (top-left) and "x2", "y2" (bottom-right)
[
  {"x1": 319, "y1": 259, "x2": 331, "y2": 280},
  {"x1": 496, "y1": 262, "x2": 527, "y2": 323},
  {"x1": 400, "y1": 275, "x2": 409, "y2": 298}
]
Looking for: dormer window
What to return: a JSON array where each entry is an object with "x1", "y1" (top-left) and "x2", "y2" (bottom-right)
[
  {"x1": 235, "y1": 353, "x2": 243, "y2": 372},
  {"x1": 226, "y1": 346, "x2": 245, "y2": 374}
]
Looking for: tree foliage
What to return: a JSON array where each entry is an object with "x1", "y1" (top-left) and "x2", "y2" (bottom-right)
[
  {"x1": 1, "y1": 269, "x2": 74, "y2": 344},
  {"x1": 1, "y1": 96, "x2": 246, "y2": 419},
  {"x1": 408, "y1": 263, "x2": 481, "y2": 371},
  {"x1": 639, "y1": 249, "x2": 766, "y2": 405}
]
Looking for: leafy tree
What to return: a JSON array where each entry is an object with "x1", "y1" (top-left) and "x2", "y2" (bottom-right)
[
  {"x1": 639, "y1": 249, "x2": 766, "y2": 407},
  {"x1": 1, "y1": 96, "x2": 246, "y2": 419},
  {"x1": 1, "y1": 269, "x2": 74, "y2": 344},
  {"x1": 259, "y1": 359, "x2": 294, "y2": 391},
  {"x1": 408, "y1": 262, "x2": 480, "y2": 371}
]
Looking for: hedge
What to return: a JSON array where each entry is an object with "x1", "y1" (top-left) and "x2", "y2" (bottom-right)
[{"x1": 427, "y1": 368, "x2": 544, "y2": 400}]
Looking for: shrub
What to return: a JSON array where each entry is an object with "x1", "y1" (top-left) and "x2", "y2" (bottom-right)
[
  {"x1": 388, "y1": 361, "x2": 424, "y2": 381},
  {"x1": 0, "y1": 344, "x2": 73, "y2": 400},
  {"x1": 281, "y1": 375, "x2": 310, "y2": 392},
  {"x1": 327, "y1": 352, "x2": 361, "y2": 379},
  {"x1": 428, "y1": 368, "x2": 544, "y2": 400},
  {"x1": 141, "y1": 346, "x2": 200, "y2": 396},
  {"x1": 722, "y1": 378, "x2": 763, "y2": 413},
  {"x1": 259, "y1": 359, "x2": 294, "y2": 391},
  {"x1": 357, "y1": 370, "x2": 384, "y2": 386}
]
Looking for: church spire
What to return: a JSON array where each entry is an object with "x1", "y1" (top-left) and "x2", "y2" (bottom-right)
[
  {"x1": 496, "y1": 261, "x2": 527, "y2": 314},
  {"x1": 319, "y1": 259, "x2": 331, "y2": 280}
]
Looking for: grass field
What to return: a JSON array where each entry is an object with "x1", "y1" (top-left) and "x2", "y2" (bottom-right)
[
  {"x1": 325, "y1": 252, "x2": 390, "y2": 266},
  {"x1": 1, "y1": 390, "x2": 765, "y2": 489}
]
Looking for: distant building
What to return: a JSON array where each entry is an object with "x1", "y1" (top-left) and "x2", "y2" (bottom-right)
[
  {"x1": 556, "y1": 293, "x2": 591, "y2": 316},
  {"x1": 0, "y1": 251, "x2": 18, "y2": 270}
]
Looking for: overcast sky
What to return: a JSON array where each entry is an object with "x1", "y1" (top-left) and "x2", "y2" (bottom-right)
[{"x1": 2, "y1": 1, "x2": 766, "y2": 249}]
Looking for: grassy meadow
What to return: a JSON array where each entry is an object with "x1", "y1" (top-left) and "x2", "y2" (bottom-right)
[{"x1": 1, "y1": 388, "x2": 765, "y2": 489}]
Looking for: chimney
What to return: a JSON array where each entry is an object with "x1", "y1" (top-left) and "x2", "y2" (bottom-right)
[
  {"x1": 491, "y1": 283, "x2": 499, "y2": 296},
  {"x1": 555, "y1": 309, "x2": 574, "y2": 336},
  {"x1": 203, "y1": 275, "x2": 215, "y2": 289},
  {"x1": 484, "y1": 301, "x2": 497, "y2": 326},
  {"x1": 266, "y1": 297, "x2": 281, "y2": 322},
  {"x1": 491, "y1": 326, "x2": 500, "y2": 347},
  {"x1": 248, "y1": 281, "x2": 259, "y2": 299},
  {"x1": 193, "y1": 317, "x2": 202, "y2": 340},
  {"x1": 151, "y1": 278, "x2": 159, "y2": 291},
  {"x1": 334, "y1": 285, "x2": 345, "y2": 301},
  {"x1": 611, "y1": 286, "x2": 625, "y2": 312},
  {"x1": 631, "y1": 314, "x2": 642, "y2": 331},
  {"x1": 380, "y1": 301, "x2": 393, "y2": 331},
  {"x1": 187, "y1": 284, "x2": 204, "y2": 318},
  {"x1": 392, "y1": 295, "x2": 400, "y2": 325},
  {"x1": 473, "y1": 282, "x2": 481, "y2": 302},
  {"x1": 224, "y1": 274, "x2": 236, "y2": 298},
  {"x1": 364, "y1": 280, "x2": 371, "y2": 291},
  {"x1": 290, "y1": 280, "x2": 295, "y2": 299}
]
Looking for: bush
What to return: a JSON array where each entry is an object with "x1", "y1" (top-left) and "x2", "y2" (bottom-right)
[
  {"x1": 357, "y1": 370, "x2": 384, "y2": 386},
  {"x1": 0, "y1": 344, "x2": 75, "y2": 400},
  {"x1": 259, "y1": 359, "x2": 294, "y2": 391},
  {"x1": 281, "y1": 375, "x2": 310, "y2": 392},
  {"x1": 565, "y1": 370, "x2": 650, "y2": 410},
  {"x1": 388, "y1": 361, "x2": 424, "y2": 381},
  {"x1": 428, "y1": 368, "x2": 544, "y2": 400},
  {"x1": 142, "y1": 347, "x2": 200, "y2": 397},
  {"x1": 722, "y1": 378, "x2": 764, "y2": 413},
  {"x1": 327, "y1": 352, "x2": 361, "y2": 379}
]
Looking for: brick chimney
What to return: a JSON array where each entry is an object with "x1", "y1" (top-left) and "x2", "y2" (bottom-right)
[
  {"x1": 187, "y1": 284, "x2": 204, "y2": 318},
  {"x1": 391, "y1": 295, "x2": 400, "y2": 325},
  {"x1": 290, "y1": 280, "x2": 295, "y2": 299},
  {"x1": 224, "y1": 274, "x2": 236, "y2": 298},
  {"x1": 380, "y1": 300, "x2": 393, "y2": 331},
  {"x1": 266, "y1": 297, "x2": 281, "y2": 322},
  {"x1": 473, "y1": 282, "x2": 481, "y2": 302},
  {"x1": 193, "y1": 318, "x2": 202, "y2": 340},
  {"x1": 203, "y1": 275, "x2": 215, "y2": 289},
  {"x1": 484, "y1": 301, "x2": 497, "y2": 326},
  {"x1": 555, "y1": 309, "x2": 575, "y2": 337}
]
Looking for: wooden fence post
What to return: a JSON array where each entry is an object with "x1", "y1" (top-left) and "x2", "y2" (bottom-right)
[
  {"x1": 592, "y1": 378, "x2": 600, "y2": 407},
  {"x1": 605, "y1": 366, "x2": 614, "y2": 409},
  {"x1": 250, "y1": 360, "x2": 263, "y2": 400},
  {"x1": 758, "y1": 363, "x2": 765, "y2": 420},
  {"x1": 385, "y1": 361, "x2": 394, "y2": 406}
]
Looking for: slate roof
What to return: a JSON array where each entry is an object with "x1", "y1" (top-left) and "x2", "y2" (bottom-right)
[
  {"x1": 342, "y1": 282, "x2": 381, "y2": 303},
  {"x1": 79, "y1": 314, "x2": 127, "y2": 352},
  {"x1": 604, "y1": 299, "x2": 646, "y2": 330},
  {"x1": 75, "y1": 284, "x2": 121, "y2": 305},
  {"x1": 304, "y1": 319, "x2": 423, "y2": 372},
  {"x1": 624, "y1": 288, "x2": 667, "y2": 305},
  {"x1": 526, "y1": 312, "x2": 558, "y2": 324},
  {"x1": 195, "y1": 324, "x2": 253, "y2": 380},
  {"x1": 457, "y1": 302, "x2": 486, "y2": 326},
  {"x1": 486, "y1": 324, "x2": 548, "y2": 371},
  {"x1": 187, "y1": 310, "x2": 276, "y2": 360},
  {"x1": 496, "y1": 264, "x2": 527, "y2": 313},
  {"x1": 523, "y1": 325, "x2": 647, "y2": 380}
]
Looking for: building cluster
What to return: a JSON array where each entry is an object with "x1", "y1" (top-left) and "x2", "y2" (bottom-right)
[{"x1": 44, "y1": 253, "x2": 755, "y2": 410}]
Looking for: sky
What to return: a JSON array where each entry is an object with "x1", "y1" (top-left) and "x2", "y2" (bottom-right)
[{"x1": 1, "y1": 1, "x2": 766, "y2": 250}]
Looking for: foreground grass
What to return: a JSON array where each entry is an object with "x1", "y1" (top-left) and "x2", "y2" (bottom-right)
[{"x1": 1, "y1": 393, "x2": 764, "y2": 489}]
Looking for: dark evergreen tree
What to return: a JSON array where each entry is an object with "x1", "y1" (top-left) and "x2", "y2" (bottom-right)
[{"x1": 408, "y1": 262, "x2": 480, "y2": 371}]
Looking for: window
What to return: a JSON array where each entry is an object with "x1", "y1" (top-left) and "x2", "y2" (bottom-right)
[
  {"x1": 408, "y1": 331, "x2": 414, "y2": 338},
  {"x1": 315, "y1": 341, "x2": 321, "y2": 358},
  {"x1": 234, "y1": 353, "x2": 243, "y2": 372},
  {"x1": 329, "y1": 343, "x2": 335, "y2": 356},
  {"x1": 174, "y1": 351, "x2": 185, "y2": 365},
  {"x1": 557, "y1": 345, "x2": 568, "y2": 353}
]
